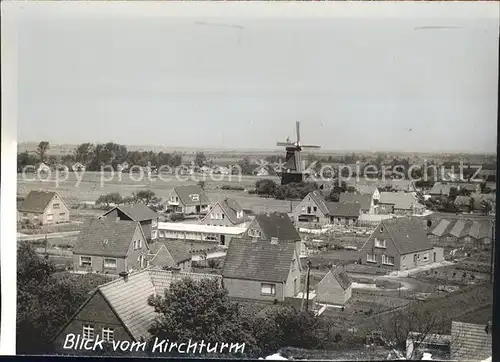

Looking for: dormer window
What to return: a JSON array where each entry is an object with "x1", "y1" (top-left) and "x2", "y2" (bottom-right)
[
  {"x1": 380, "y1": 227, "x2": 384, "y2": 233},
  {"x1": 249, "y1": 229, "x2": 261, "y2": 238},
  {"x1": 191, "y1": 194, "x2": 199, "y2": 201}
]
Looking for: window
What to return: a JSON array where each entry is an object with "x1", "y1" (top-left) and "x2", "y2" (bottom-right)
[
  {"x1": 53, "y1": 203, "x2": 60, "y2": 209},
  {"x1": 102, "y1": 327, "x2": 114, "y2": 342},
  {"x1": 313, "y1": 206, "x2": 317, "y2": 212},
  {"x1": 261, "y1": 283, "x2": 276, "y2": 296},
  {"x1": 222, "y1": 214, "x2": 225, "y2": 219},
  {"x1": 152, "y1": 230, "x2": 157, "y2": 239},
  {"x1": 380, "y1": 227, "x2": 384, "y2": 232},
  {"x1": 104, "y1": 258, "x2": 117, "y2": 269},
  {"x1": 382, "y1": 255, "x2": 395, "y2": 265},
  {"x1": 82, "y1": 324, "x2": 94, "y2": 340},
  {"x1": 80, "y1": 256, "x2": 92, "y2": 268},
  {"x1": 204, "y1": 234, "x2": 218, "y2": 241},
  {"x1": 47, "y1": 214, "x2": 53, "y2": 221},
  {"x1": 366, "y1": 254, "x2": 377, "y2": 263},
  {"x1": 134, "y1": 239, "x2": 142, "y2": 250},
  {"x1": 159, "y1": 230, "x2": 165, "y2": 238},
  {"x1": 423, "y1": 253, "x2": 429, "y2": 261},
  {"x1": 374, "y1": 238, "x2": 386, "y2": 248},
  {"x1": 291, "y1": 257, "x2": 296, "y2": 271},
  {"x1": 152, "y1": 219, "x2": 158, "y2": 228},
  {"x1": 249, "y1": 229, "x2": 261, "y2": 237},
  {"x1": 191, "y1": 194, "x2": 199, "y2": 201}
]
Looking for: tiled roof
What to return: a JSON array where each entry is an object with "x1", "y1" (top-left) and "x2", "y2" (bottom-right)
[
  {"x1": 18, "y1": 190, "x2": 56, "y2": 213},
  {"x1": 325, "y1": 202, "x2": 361, "y2": 217},
  {"x1": 98, "y1": 268, "x2": 222, "y2": 341},
  {"x1": 72, "y1": 218, "x2": 141, "y2": 257},
  {"x1": 103, "y1": 203, "x2": 158, "y2": 222},
  {"x1": 149, "y1": 239, "x2": 191, "y2": 264},
  {"x1": 222, "y1": 238, "x2": 296, "y2": 282},
  {"x1": 382, "y1": 217, "x2": 433, "y2": 254},
  {"x1": 429, "y1": 219, "x2": 452, "y2": 237},
  {"x1": 379, "y1": 192, "x2": 415, "y2": 210},
  {"x1": 451, "y1": 320, "x2": 492, "y2": 361},
  {"x1": 355, "y1": 185, "x2": 379, "y2": 195},
  {"x1": 218, "y1": 198, "x2": 250, "y2": 225},
  {"x1": 254, "y1": 212, "x2": 300, "y2": 241},
  {"x1": 449, "y1": 219, "x2": 467, "y2": 237},
  {"x1": 172, "y1": 185, "x2": 210, "y2": 206},
  {"x1": 429, "y1": 182, "x2": 454, "y2": 196},
  {"x1": 429, "y1": 217, "x2": 493, "y2": 240},
  {"x1": 339, "y1": 193, "x2": 372, "y2": 211}
]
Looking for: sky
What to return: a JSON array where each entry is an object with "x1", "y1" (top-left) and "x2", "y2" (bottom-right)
[{"x1": 14, "y1": 2, "x2": 499, "y2": 153}]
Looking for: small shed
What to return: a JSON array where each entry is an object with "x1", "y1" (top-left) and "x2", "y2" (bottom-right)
[{"x1": 316, "y1": 266, "x2": 352, "y2": 305}]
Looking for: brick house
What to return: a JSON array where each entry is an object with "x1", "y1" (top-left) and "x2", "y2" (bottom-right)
[
  {"x1": 222, "y1": 238, "x2": 302, "y2": 302},
  {"x1": 101, "y1": 203, "x2": 159, "y2": 241},
  {"x1": 148, "y1": 239, "x2": 192, "y2": 272},
  {"x1": 72, "y1": 218, "x2": 150, "y2": 274},
  {"x1": 378, "y1": 192, "x2": 424, "y2": 215},
  {"x1": 359, "y1": 217, "x2": 444, "y2": 271},
  {"x1": 293, "y1": 191, "x2": 361, "y2": 227},
  {"x1": 18, "y1": 190, "x2": 70, "y2": 225},
  {"x1": 244, "y1": 211, "x2": 305, "y2": 257},
  {"x1": 200, "y1": 198, "x2": 251, "y2": 228},
  {"x1": 355, "y1": 185, "x2": 381, "y2": 204},
  {"x1": 166, "y1": 185, "x2": 210, "y2": 215},
  {"x1": 316, "y1": 266, "x2": 352, "y2": 305},
  {"x1": 52, "y1": 268, "x2": 222, "y2": 354}
]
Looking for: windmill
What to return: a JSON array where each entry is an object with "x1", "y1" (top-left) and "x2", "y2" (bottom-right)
[{"x1": 276, "y1": 121, "x2": 321, "y2": 185}]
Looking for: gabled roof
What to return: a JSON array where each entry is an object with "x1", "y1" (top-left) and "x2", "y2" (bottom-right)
[
  {"x1": 355, "y1": 184, "x2": 379, "y2": 195},
  {"x1": 378, "y1": 217, "x2": 433, "y2": 254},
  {"x1": 254, "y1": 212, "x2": 300, "y2": 241},
  {"x1": 18, "y1": 190, "x2": 59, "y2": 213},
  {"x1": 339, "y1": 193, "x2": 372, "y2": 211},
  {"x1": 429, "y1": 219, "x2": 453, "y2": 237},
  {"x1": 325, "y1": 202, "x2": 362, "y2": 217},
  {"x1": 222, "y1": 238, "x2": 296, "y2": 282},
  {"x1": 202, "y1": 198, "x2": 250, "y2": 225},
  {"x1": 171, "y1": 185, "x2": 210, "y2": 206},
  {"x1": 149, "y1": 239, "x2": 191, "y2": 264},
  {"x1": 73, "y1": 218, "x2": 143, "y2": 258},
  {"x1": 429, "y1": 182, "x2": 454, "y2": 196},
  {"x1": 308, "y1": 191, "x2": 330, "y2": 215},
  {"x1": 319, "y1": 267, "x2": 352, "y2": 290},
  {"x1": 379, "y1": 192, "x2": 415, "y2": 210},
  {"x1": 92, "y1": 268, "x2": 222, "y2": 341},
  {"x1": 102, "y1": 203, "x2": 158, "y2": 222}
]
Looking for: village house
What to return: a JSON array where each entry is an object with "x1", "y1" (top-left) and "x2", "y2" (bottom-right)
[
  {"x1": 315, "y1": 266, "x2": 352, "y2": 305},
  {"x1": 200, "y1": 198, "x2": 251, "y2": 228},
  {"x1": 166, "y1": 185, "x2": 210, "y2": 215},
  {"x1": 244, "y1": 211, "x2": 306, "y2": 257},
  {"x1": 222, "y1": 237, "x2": 302, "y2": 302},
  {"x1": 293, "y1": 191, "x2": 361, "y2": 227},
  {"x1": 339, "y1": 193, "x2": 375, "y2": 214},
  {"x1": 359, "y1": 217, "x2": 444, "y2": 271},
  {"x1": 428, "y1": 182, "x2": 454, "y2": 198},
  {"x1": 100, "y1": 203, "x2": 159, "y2": 241},
  {"x1": 72, "y1": 218, "x2": 150, "y2": 274},
  {"x1": 378, "y1": 192, "x2": 424, "y2": 215},
  {"x1": 157, "y1": 222, "x2": 246, "y2": 247},
  {"x1": 52, "y1": 268, "x2": 222, "y2": 353},
  {"x1": 426, "y1": 217, "x2": 493, "y2": 249},
  {"x1": 148, "y1": 239, "x2": 192, "y2": 272},
  {"x1": 354, "y1": 184, "x2": 381, "y2": 204},
  {"x1": 18, "y1": 190, "x2": 70, "y2": 225}
]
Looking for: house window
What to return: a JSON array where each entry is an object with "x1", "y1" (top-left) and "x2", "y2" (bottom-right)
[
  {"x1": 261, "y1": 283, "x2": 276, "y2": 296},
  {"x1": 53, "y1": 203, "x2": 60, "y2": 209},
  {"x1": 159, "y1": 230, "x2": 165, "y2": 238},
  {"x1": 249, "y1": 229, "x2": 261, "y2": 237},
  {"x1": 366, "y1": 254, "x2": 377, "y2": 263},
  {"x1": 134, "y1": 239, "x2": 142, "y2": 250},
  {"x1": 152, "y1": 230, "x2": 157, "y2": 239},
  {"x1": 191, "y1": 194, "x2": 199, "y2": 201},
  {"x1": 380, "y1": 227, "x2": 384, "y2": 232},
  {"x1": 82, "y1": 324, "x2": 94, "y2": 340},
  {"x1": 102, "y1": 327, "x2": 114, "y2": 342},
  {"x1": 313, "y1": 206, "x2": 317, "y2": 212},
  {"x1": 204, "y1": 234, "x2": 218, "y2": 241},
  {"x1": 382, "y1": 255, "x2": 395, "y2": 265},
  {"x1": 291, "y1": 257, "x2": 296, "y2": 271},
  {"x1": 374, "y1": 238, "x2": 386, "y2": 248},
  {"x1": 152, "y1": 220, "x2": 158, "y2": 228},
  {"x1": 222, "y1": 214, "x2": 225, "y2": 219},
  {"x1": 47, "y1": 214, "x2": 53, "y2": 221},
  {"x1": 80, "y1": 256, "x2": 92, "y2": 268},
  {"x1": 423, "y1": 253, "x2": 429, "y2": 261},
  {"x1": 104, "y1": 258, "x2": 117, "y2": 269}
]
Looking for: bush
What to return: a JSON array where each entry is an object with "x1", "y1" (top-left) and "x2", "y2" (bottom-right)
[
  {"x1": 221, "y1": 184, "x2": 245, "y2": 191},
  {"x1": 207, "y1": 259, "x2": 220, "y2": 269},
  {"x1": 170, "y1": 213, "x2": 185, "y2": 222}
]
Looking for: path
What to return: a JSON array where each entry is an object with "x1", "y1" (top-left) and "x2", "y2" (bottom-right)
[{"x1": 17, "y1": 230, "x2": 80, "y2": 241}]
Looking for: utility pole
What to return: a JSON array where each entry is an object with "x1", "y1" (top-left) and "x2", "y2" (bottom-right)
[{"x1": 305, "y1": 259, "x2": 312, "y2": 311}]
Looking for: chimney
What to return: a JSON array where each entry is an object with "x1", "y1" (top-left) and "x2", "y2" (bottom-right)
[{"x1": 119, "y1": 271, "x2": 129, "y2": 282}]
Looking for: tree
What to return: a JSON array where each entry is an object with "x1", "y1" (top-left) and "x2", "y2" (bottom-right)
[
  {"x1": 133, "y1": 189, "x2": 156, "y2": 205},
  {"x1": 197, "y1": 180, "x2": 206, "y2": 190},
  {"x1": 194, "y1": 151, "x2": 207, "y2": 167},
  {"x1": 36, "y1": 141, "x2": 50, "y2": 163},
  {"x1": 73, "y1": 143, "x2": 94, "y2": 164},
  {"x1": 148, "y1": 278, "x2": 257, "y2": 357},
  {"x1": 238, "y1": 157, "x2": 254, "y2": 175},
  {"x1": 17, "y1": 152, "x2": 39, "y2": 172},
  {"x1": 255, "y1": 179, "x2": 277, "y2": 198},
  {"x1": 326, "y1": 181, "x2": 347, "y2": 202},
  {"x1": 480, "y1": 200, "x2": 492, "y2": 215},
  {"x1": 95, "y1": 192, "x2": 123, "y2": 208}
]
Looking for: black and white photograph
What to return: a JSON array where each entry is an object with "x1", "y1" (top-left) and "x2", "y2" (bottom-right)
[{"x1": 1, "y1": 1, "x2": 499, "y2": 360}]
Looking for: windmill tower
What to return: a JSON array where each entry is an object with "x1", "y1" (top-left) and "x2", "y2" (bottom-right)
[{"x1": 276, "y1": 121, "x2": 321, "y2": 185}]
